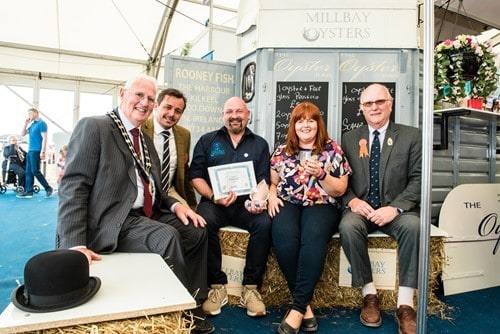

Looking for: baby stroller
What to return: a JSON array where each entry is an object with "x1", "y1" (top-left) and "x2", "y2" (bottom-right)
[{"x1": 0, "y1": 156, "x2": 40, "y2": 195}]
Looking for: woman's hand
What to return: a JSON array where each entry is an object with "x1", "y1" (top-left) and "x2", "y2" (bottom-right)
[
  {"x1": 267, "y1": 196, "x2": 284, "y2": 218},
  {"x1": 304, "y1": 159, "x2": 323, "y2": 178}
]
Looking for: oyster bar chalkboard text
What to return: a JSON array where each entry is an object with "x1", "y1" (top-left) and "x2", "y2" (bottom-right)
[
  {"x1": 341, "y1": 82, "x2": 396, "y2": 136},
  {"x1": 275, "y1": 81, "x2": 328, "y2": 148}
]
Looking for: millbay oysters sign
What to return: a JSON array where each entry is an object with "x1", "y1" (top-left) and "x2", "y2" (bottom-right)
[
  {"x1": 440, "y1": 184, "x2": 500, "y2": 295},
  {"x1": 256, "y1": 0, "x2": 417, "y2": 49}
]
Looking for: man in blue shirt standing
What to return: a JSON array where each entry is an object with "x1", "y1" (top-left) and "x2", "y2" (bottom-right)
[
  {"x1": 189, "y1": 96, "x2": 271, "y2": 319},
  {"x1": 17, "y1": 108, "x2": 53, "y2": 199}
]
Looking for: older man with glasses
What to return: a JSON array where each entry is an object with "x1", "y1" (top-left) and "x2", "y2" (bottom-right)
[{"x1": 339, "y1": 83, "x2": 422, "y2": 334}]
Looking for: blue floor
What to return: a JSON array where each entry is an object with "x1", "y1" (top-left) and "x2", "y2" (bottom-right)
[
  {"x1": 208, "y1": 285, "x2": 500, "y2": 333},
  {"x1": 0, "y1": 190, "x2": 498, "y2": 333}
]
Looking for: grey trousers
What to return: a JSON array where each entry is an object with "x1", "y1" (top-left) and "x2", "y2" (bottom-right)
[{"x1": 338, "y1": 209, "x2": 420, "y2": 288}]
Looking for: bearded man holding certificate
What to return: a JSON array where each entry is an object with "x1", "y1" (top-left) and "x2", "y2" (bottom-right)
[{"x1": 189, "y1": 96, "x2": 271, "y2": 319}]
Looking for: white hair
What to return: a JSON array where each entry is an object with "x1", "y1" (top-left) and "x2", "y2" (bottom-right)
[{"x1": 123, "y1": 73, "x2": 158, "y2": 90}]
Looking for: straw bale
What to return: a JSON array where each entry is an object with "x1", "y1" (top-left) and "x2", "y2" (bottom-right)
[
  {"x1": 219, "y1": 229, "x2": 451, "y2": 318},
  {"x1": 19, "y1": 231, "x2": 450, "y2": 333},
  {"x1": 23, "y1": 311, "x2": 191, "y2": 334}
]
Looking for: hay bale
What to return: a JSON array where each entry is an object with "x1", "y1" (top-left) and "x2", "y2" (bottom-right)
[
  {"x1": 219, "y1": 229, "x2": 451, "y2": 318},
  {"x1": 22, "y1": 311, "x2": 191, "y2": 334}
]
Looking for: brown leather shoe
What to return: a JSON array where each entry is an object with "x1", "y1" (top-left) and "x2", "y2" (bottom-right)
[
  {"x1": 360, "y1": 294, "x2": 382, "y2": 327},
  {"x1": 395, "y1": 305, "x2": 416, "y2": 334}
]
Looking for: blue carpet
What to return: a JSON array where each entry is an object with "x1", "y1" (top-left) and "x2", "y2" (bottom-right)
[
  {"x1": 0, "y1": 190, "x2": 498, "y2": 333},
  {"x1": 210, "y1": 286, "x2": 500, "y2": 333},
  {"x1": 0, "y1": 191, "x2": 57, "y2": 309}
]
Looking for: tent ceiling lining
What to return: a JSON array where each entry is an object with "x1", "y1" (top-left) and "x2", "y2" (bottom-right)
[
  {"x1": 0, "y1": 1, "x2": 497, "y2": 84},
  {"x1": 0, "y1": 0, "x2": 238, "y2": 61}
]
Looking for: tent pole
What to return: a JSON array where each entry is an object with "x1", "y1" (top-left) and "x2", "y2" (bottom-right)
[
  {"x1": 148, "y1": 0, "x2": 180, "y2": 79},
  {"x1": 417, "y1": 0, "x2": 435, "y2": 333}
]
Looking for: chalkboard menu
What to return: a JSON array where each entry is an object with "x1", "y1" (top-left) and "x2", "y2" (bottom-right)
[
  {"x1": 275, "y1": 81, "x2": 329, "y2": 148},
  {"x1": 341, "y1": 82, "x2": 396, "y2": 136}
]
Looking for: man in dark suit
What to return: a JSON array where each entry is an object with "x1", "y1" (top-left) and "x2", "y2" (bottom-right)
[
  {"x1": 56, "y1": 74, "x2": 214, "y2": 334},
  {"x1": 141, "y1": 88, "x2": 197, "y2": 209},
  {"x1": 339, "y1": 83, "x2": 421, "y2": 334}
]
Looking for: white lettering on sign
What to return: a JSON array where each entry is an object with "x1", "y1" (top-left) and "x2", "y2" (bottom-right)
[
  {"x1": 174, "y1": 68, "x2": 234, "y2": 84},
  {"x1": 274, "y1": 58, "x2": 330, "y2": 81},
  {"x1": 339, "y1": 58, "x2": 398, "y2": 81}
]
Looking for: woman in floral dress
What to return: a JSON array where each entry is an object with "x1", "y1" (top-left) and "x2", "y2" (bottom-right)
[{"x1": 269, "y1": 102, "x2": 351, "y2": 334}]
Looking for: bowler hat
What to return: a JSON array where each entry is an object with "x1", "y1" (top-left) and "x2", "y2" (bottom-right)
[{"x1": 11, "y1": 249, "x2": 101, "y2": 312}]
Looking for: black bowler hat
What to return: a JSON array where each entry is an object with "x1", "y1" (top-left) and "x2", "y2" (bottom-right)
[{"x1": 11, "y1": 249, "x2": 101, "y2": 312}]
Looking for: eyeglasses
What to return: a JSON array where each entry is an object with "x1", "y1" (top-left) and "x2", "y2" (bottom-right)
[
  {"x1": 134, "y1": 92, "x2": 156, "y2": 105},
  {"x1": 124, "y1": 89, "x2": 155, "y2": 105},
  {"x1": 361, "y1": 99, "x2": 390, "y2": 108}
]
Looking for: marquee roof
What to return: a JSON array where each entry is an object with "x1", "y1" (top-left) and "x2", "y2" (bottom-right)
[
  {"x1": 0, "y1": 0, "x2": 239, "y2": 83},
  {"x1": 0, "y1": 0, "x2": 498, "y2": 84}
]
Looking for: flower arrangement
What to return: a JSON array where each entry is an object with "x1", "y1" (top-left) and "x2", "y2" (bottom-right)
[{"x1": 434, "y1": 34, "x2": 498, "y2": 104}]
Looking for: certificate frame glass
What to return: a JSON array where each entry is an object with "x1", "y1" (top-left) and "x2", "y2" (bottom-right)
[{"x1": 208, "y1": 161, "x2": 257, "y2": 200}]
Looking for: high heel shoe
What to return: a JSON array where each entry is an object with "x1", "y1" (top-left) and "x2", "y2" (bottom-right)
[
  {"x1": 301, "y1": 316, "x2": 318, "y2": 332},
  {"x1": 277, "y1": 311, "x2": 299, "y2": 334}
]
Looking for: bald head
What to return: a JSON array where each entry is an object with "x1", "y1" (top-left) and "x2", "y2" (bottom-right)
[{"x1": 222, "y1": 96, "x2": 250, "y2": 135}]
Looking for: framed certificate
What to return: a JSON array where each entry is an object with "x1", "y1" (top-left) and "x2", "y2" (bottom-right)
[{"x1": 208, "y1": 161, "x2": 257, "y2": 200}]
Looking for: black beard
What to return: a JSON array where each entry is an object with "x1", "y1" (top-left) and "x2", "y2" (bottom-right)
[
  {"x1": 228, "y1": 118, "x2": 243, "y2": 134},
  {"x1": 229, "y1": 125, "x2": 244, "y2": 135}
]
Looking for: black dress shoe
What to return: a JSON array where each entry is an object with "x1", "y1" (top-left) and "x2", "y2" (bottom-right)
[
  {"x1": 278, "y1": 316, "x2": 299, "y2": 334},
  {"x1": 192, "y1": 318, "x2": 215, "y2": 334},
  {"x1": 301, "y1": 316, "x2": 318, "y2": 332},
  {"x1": 188, "y1": 306, "x2": 215, "y2": 334}
]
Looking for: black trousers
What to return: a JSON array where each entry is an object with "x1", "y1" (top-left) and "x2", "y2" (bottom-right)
[{"x1": 196, "y1": 200, "x2": 272, "y2": 288}]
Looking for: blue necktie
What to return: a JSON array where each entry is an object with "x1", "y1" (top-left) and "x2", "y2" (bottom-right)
[
  {"x1": 161, "y1": 130, "x2": 171, "y2": 192},
  {"x1": 367, "y1": 130, "x2": 381, "y2": 208}
]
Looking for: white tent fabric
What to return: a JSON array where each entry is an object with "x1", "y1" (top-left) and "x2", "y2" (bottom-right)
[
  {"x1": 0, "y1": 0, "x2": 498, "y2": 140},
  {"x1": 1, "y1": 0, "x2": 499, "y2": 84},
  {"x1": 0, "y1": 0, "x2": 239, "y2": 83}
]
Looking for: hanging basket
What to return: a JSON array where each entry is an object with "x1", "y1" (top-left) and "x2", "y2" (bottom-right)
[
  {"x1": 434, "y1": 34, "x2": 498, "y2": 104},
  {"x1": 447, "y1": 51, "x2": 480, "y2": 81}
]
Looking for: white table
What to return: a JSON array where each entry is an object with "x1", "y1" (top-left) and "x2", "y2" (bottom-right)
[{"x1": 0, "y1": 252, "x2": 196, "y2": 333}]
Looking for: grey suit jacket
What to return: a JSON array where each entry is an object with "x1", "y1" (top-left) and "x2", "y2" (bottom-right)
[
  {"x1": 142, "y1": 118, "x2": 197, "y2": 207},
  {"x1": 56, "y1": 110, "x2": 179, "y2": 252},
  {"x1": 341, "y1": 122, "x2": 421, "y2": 213}
]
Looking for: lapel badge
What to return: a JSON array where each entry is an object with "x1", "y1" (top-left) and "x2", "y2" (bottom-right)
[
  {"x1": 387, "y1": 137, "x2": 393, "y2": 146},
  {"x1": 359, "y1": 139, "x2": 368, "y2": 158}
]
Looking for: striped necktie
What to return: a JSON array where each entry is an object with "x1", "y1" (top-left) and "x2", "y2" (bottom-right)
[
  {"x1": 130, "y1": 128, "x2": 152, "y2": 217},
  {"x1": 161, "y1": 130, "x2": 171, "y2": 192}
]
